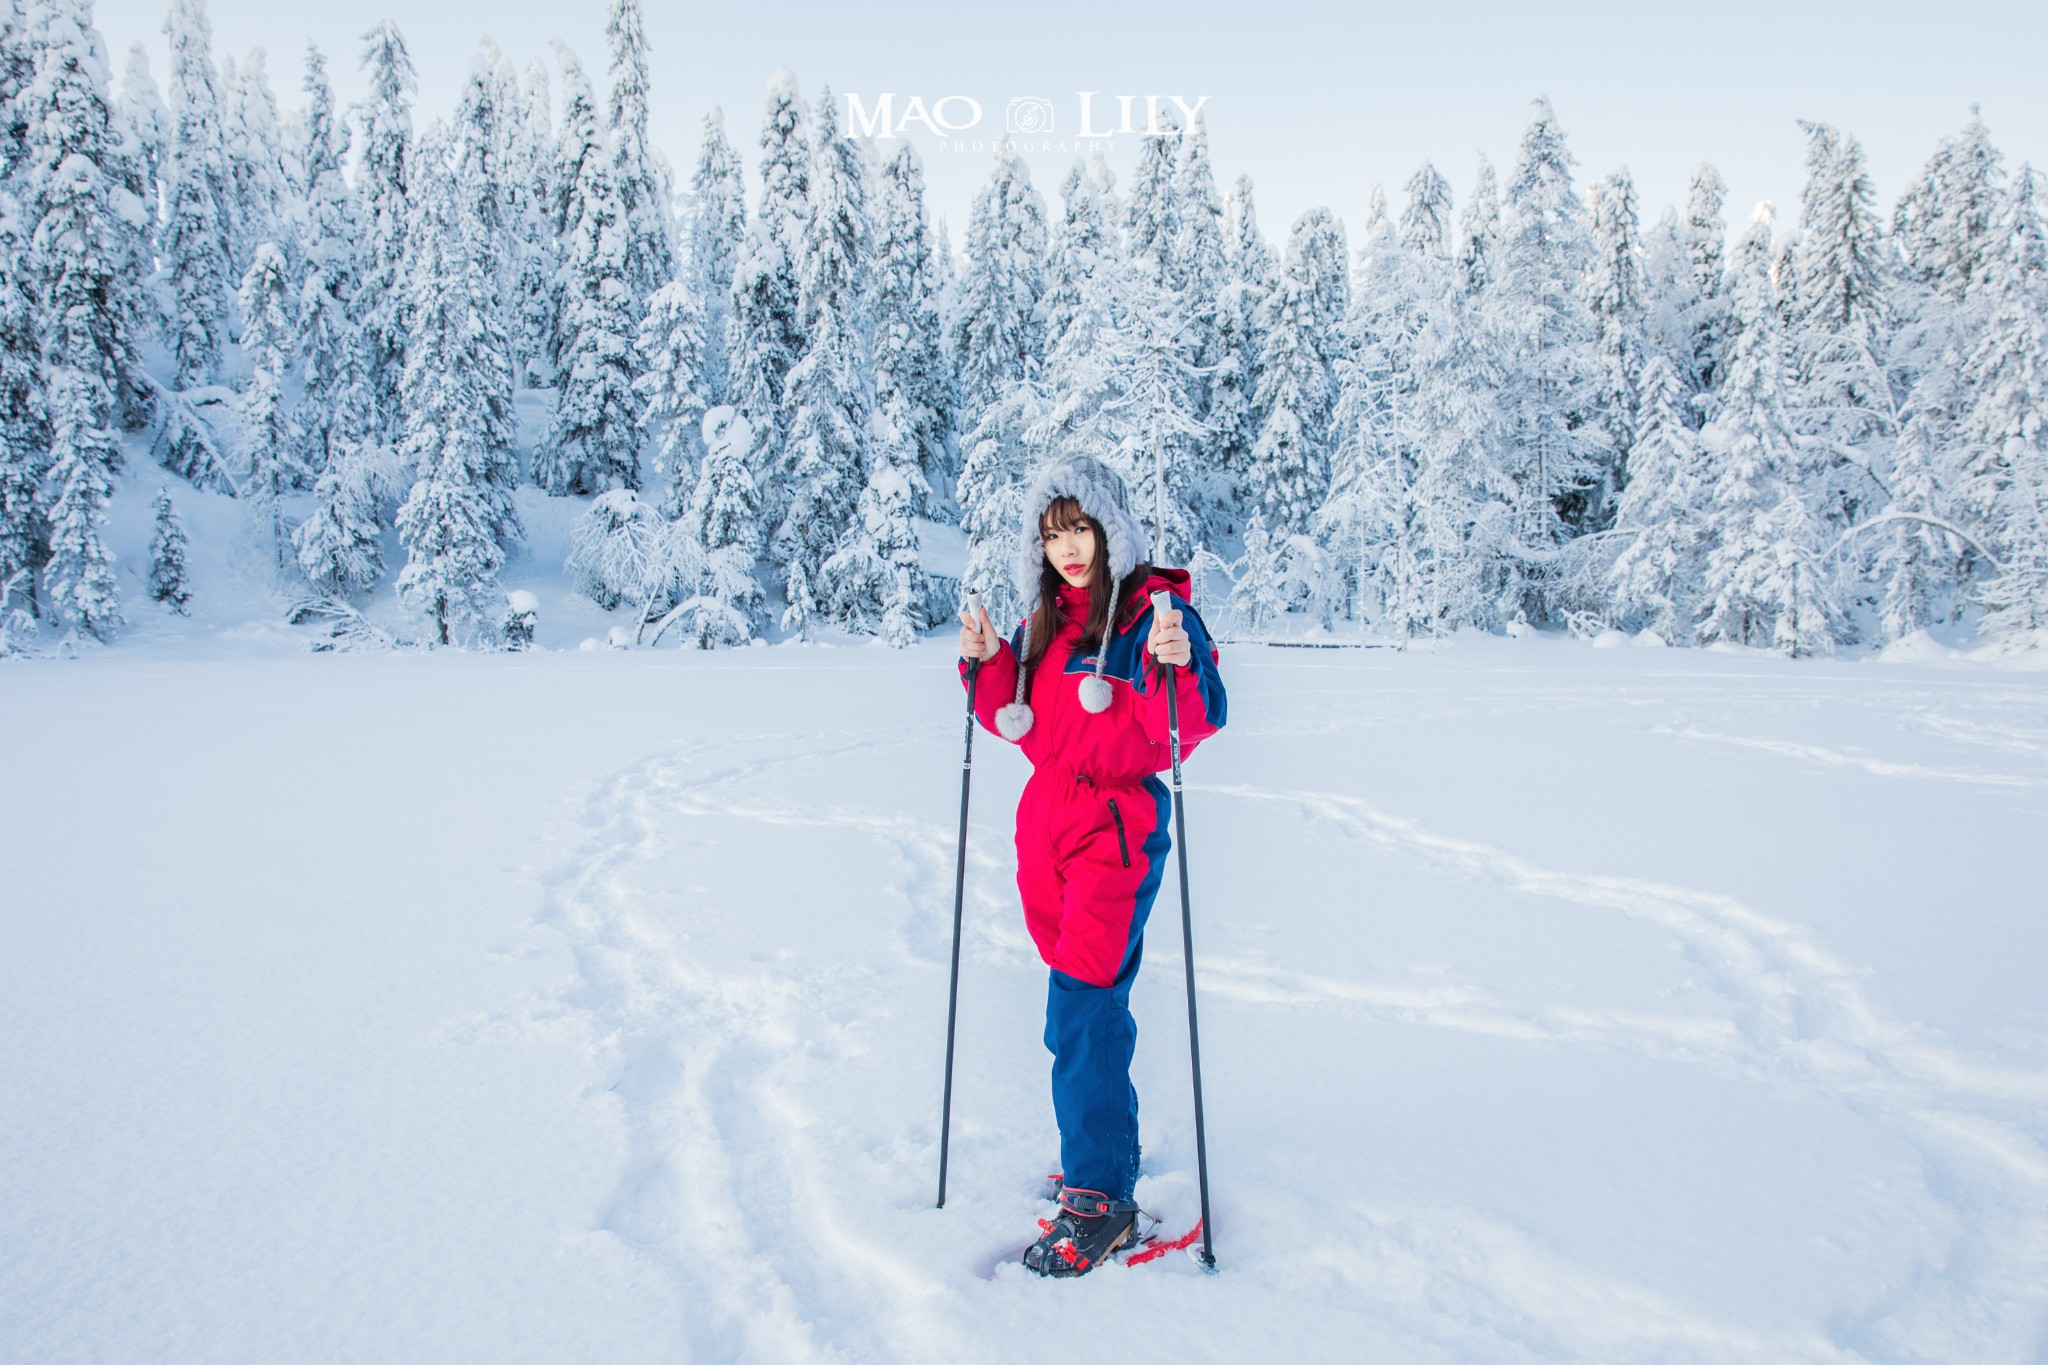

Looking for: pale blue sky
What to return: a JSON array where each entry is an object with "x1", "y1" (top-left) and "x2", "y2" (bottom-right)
[{"x1": 95, "y1": 0, "x2": 2048, "y2": 251}]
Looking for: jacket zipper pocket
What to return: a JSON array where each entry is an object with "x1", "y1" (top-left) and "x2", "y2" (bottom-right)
[{"x1": 1106, "y1": 797, "x2": 1130, "y2": 868}]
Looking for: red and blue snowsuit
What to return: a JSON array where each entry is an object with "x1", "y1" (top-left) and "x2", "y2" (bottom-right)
[{"x1": 959, "y1": 568, "x2": 1226, "y2": 1201}]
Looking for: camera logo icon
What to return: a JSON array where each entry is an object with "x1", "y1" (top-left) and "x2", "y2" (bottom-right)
[{"x1": 1005, "y1": 96, "x2": 1056, "y2": 135}]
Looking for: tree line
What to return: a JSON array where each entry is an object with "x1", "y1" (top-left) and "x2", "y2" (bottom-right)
[{"x1": 0, "y1": 0, "x2": 2041, "y2": 656}]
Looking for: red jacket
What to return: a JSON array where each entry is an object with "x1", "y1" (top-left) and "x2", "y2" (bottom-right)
[{"x1": 960, "y1": 568, "x2": 1227, "y2": 782}]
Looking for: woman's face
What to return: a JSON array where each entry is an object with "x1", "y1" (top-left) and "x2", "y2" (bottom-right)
[{"x1": 1042, "y1": 510, "x2": 1098, "y2": 588}]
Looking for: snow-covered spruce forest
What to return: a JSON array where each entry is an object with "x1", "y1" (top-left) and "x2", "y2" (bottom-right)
[{"x1": 2, "y1": 0, "x2": 2046, "y2": 659}]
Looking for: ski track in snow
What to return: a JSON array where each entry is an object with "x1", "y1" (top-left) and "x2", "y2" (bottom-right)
[
  {"x1": 538, "y1": 727, "x2": 988, "y2": 1364},
  {"x1": 1656, "y1": 724, "x2": 2046, "y2": 789},
  {"x1": 1198, "y1": 780, "x2": 2048, "y2": 1360},
  {"x1": 529, "y1": 701, "x2": 2048, "y2": 1363}
]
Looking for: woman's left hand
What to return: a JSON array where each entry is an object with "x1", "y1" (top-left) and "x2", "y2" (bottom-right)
[{"x1": 1149, "y1": 603, "x2": 1191, "y2": 668}]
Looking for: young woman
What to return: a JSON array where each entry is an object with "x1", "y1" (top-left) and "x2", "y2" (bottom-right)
[{"x1": 955, "y1": 456, "x2": 1227, "y2": 1278}]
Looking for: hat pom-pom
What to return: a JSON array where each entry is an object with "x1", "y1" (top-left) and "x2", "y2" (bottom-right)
[
  {"x1": 995, "y1": 702, "x2": 1034, "y2": 741},
  {"x1": 1078, "y1": 675, "x2": 1113, "y2": 713}
]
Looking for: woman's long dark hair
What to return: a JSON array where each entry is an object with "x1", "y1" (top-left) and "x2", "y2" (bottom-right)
[{"x1": 1024, "y1": 495, "x2": 1151, "y2": 669}]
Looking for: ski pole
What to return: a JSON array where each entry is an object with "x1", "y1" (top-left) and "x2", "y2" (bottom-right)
[
  {"x1": 1153, "y1": 589, "x2": 1218, "y2": 1271},
  {"x1": 937, "y1": 591, "x2": 984, "y2": 1210}
]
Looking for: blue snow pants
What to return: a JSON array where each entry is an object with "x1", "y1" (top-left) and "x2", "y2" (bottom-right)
[{"x1": 1046, "y1": 940, "x2": 1147, "y2": 1202}]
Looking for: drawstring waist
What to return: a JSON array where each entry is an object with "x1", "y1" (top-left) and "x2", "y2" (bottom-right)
[{"x1": 1029, "y1": 766, "x2": 1157, "y2": 793}]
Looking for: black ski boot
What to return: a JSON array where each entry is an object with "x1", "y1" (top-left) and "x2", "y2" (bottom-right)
[{"x1": 1022, "y1": 1186, "x2": 1140, "y2": 1278}]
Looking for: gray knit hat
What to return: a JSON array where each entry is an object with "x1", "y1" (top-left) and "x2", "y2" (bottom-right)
[{"x1": 996, "y1": 456, "x2": 1148, "y2": 741}]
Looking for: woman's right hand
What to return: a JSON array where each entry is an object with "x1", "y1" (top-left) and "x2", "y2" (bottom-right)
[{"x1": 958, "y1": 604, "x2": 1000, "y2": 661}]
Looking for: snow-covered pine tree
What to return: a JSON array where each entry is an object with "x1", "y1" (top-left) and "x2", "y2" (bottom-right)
[
  {"x1": 956, "y1": 361, "x2": 1049, "y2": 623},
  {"x1": 294, "y1": 436, "x2": 384, "y2": 597},
  {"x1": 1172, "y1": 115, "x2": 1227, "y2": 414},
  {"x1": 1123, "y1": 109, "x2": 1180, "y2": 288},
  {"x1": 1227, "y1": 173, "x2": 1277, "y2": 291},
  {"x1": 1349, "y1": 164, "x2": 1512, "y2": 637},
  {"x1": 536, "y1": 52, "x2": 639, "y2": 497},
  {"x1": 1588, "y1": 168, "x2": 1647, "y2": 512},
  {"x1": 40, "y1": 366, "x2": 119, "y2": 639},
  {"x1": 778, "y1": 87, "x2": 871, "y2": 635},
  {"x1": 147, "y1": 485, "x2": 189, "y2": 612},
  {"x1": 605, "y1": 0, "x2": 674, "y2": 332},
  {"x1": 237, "y1": 241, "x2": 296, "y2": 569},
  {"x1": 161, "y1": 0, "x2": 231, "y2": 387},
  {"x1": 0, "y1": 192, "x2": 45, "y2": 618},
  {"x1": 1033, "y1": 159, "x2": 1126, "y2": 482},
  {"x1": 872, "y1": 469, "x2": 929, "y2": 646},
  {"x1": 1043, "y1": 153, "x2": 1118, "y2": 357},
  {"x1": 1172, "y1": 112, "x2": 1228, "y2": 348},
  {"x1": 451, "y1": 120, "x2": 521, "y2": 546},
  {"x1": 951, "y1": 147, "x2": 1049, "y2": 612},
  {"x1": 289, "y1": 43, "x2": 387, "y2": 598},
  {"x1": 931, "y1": 212, "x2": 957, "y2": 321},
  {"x1": 220, "y1": 48, "x2": 296, "y2": 283},
  {"x1": 1958, "y1": 165, "x2": 2048, "y2": 643},
  {"x1": 675, "y1": 405, "x2": 764, "y2": 646},
  {"x1": 686, "y1": 107, "x2": 744, "y2": 404},
  {"x1": 870, "y1": 141, "x2": 951, "y2": 514},
  {"x1": 1104, "y1": 267, "x2": 1207, "y2": 565},
  {"x1": 118, "y1": 42, "x2": 165, "y2": 217},
  {"x1": 393, "y1": 124, "x2": 513, "y2": 645},
  {"x1": 1885, "y1": 119, "x2": 2007, "y2": 617},
  {"x1": 951, "y1": 145, "x2": 1047, "y2": 434},
  {"x1": 292, "y1": 43, "x2": 360, "y2": 475},
  {"x1": 354, "y1": 20, "x2": 413, "y2": 433},
  {"x1": 1608, "y1": 354, "x2": 1705, "y2": 638},
  {"x1": 1790, "y1": 121, "x2": 1893, "y2": 529},
  {"x1": 0, "y1": 0, "x2": 35, "y2": 182},
  {"x1": 1697, "y1": 203, "x2": 1840, "y2": 655},
  {"x1": 509, "y1": 58, "x2": 556, "y2": 387},
  {"x1": 820, "y1": 456, "x2": 928, "y2": 644},
  {"x1": 634, "y1": 279, "x2": 710, "y2": 515},
  {"x1": 451, "y1": 43, "x2": 513, "y2": 346},
  {"x1": 483, "y1": 42, "x2": 526, "y2": 334},
  {"x1": 1323, "y1": 174, "x2": 1429, "y2": 632},
  {"x1": 1680, "y1": 164, "x2": 1732, "y2": 406},
  {"x1": 1398, "y1": 163, "x2": 1454, "y2": 260},
  {"x1": 1894, "y1": 110, "x2": 2006, "y2": 305},
  {"x1": 1229, "y1": 508, "x2": 1286, "y2": 633},
  {"x1": 1495, "y1": 97, "x2": 1611, "y2": 564},
  {"x1": 1457, "y1": 153, "x2": 1499, "y2": 295},
  {"x1": 1033, "y1": 149, "x2": 1203, "y2": 564},
  {"x1": 1872, "y1": 347, "x2": 1963, "y2": 642},
  {"x1": 1208, "y1": 173, "x2": 1274, "y2": 532},
  {"x1": 25, "y1": 0, "x2": 150, "y2": 638},
  {"x1": 1642, "y1": 205, "x2": 1697, "y2": 420},
  {"x1": 545, "y1": 42, "x2": 597, "y2": 247},
  {"x1": 1249, "y1": 208, "x2": 1346, "y2": 537},
  {"x1": 726, "y1": 69, "x2": 808, "y2": 514}
]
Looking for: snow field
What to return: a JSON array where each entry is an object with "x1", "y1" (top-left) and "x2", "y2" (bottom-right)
[{"x1": 3, "y1": 637, "x2": 2046, "y2": 1362}]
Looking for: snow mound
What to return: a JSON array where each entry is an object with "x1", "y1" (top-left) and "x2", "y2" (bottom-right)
[{"x1": 1876, "y1": 630, "x2": 1957, "y2": 664}]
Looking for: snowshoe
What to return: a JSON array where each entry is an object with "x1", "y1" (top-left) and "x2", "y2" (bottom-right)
[{"x1": 1022, "y1": 1186, "x2": 1140, "y2": 1278}]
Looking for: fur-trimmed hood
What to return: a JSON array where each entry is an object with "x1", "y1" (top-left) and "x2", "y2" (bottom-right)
[
  {"x1": 1011, "y1": 456, "x2": 1149, "y2": 603},
  {"x1": 994, "y1": 457, "x2": 1155, "y2": 740}
]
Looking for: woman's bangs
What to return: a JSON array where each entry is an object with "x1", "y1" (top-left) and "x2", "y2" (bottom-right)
[{"x1": 1040, "y1": 496, "x2": 1090, "y2": 537}]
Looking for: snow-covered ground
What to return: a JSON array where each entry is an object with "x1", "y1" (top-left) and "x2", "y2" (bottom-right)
[{"x1": 3, "y1": 635, "x2": 2046, "y2": 1363}]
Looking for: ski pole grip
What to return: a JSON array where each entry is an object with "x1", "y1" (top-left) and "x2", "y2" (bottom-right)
[{"x1": 962, "y1": 590, "x2": 988, "y2": 663}]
